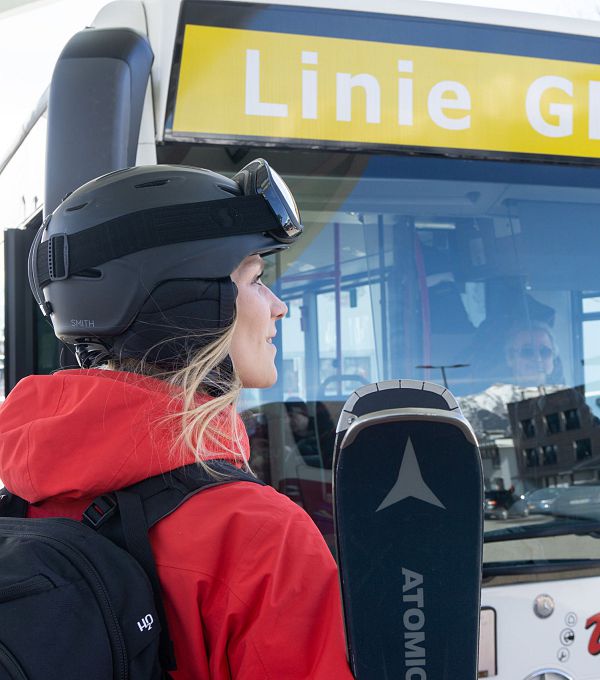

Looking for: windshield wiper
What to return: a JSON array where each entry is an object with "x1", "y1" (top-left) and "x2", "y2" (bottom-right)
[
  {"x1": 483, "y1": 558, "x2": 600, "y2": 577},
  {"x1": 484, "y1": 518, "x2": 600, "y2": 543}
]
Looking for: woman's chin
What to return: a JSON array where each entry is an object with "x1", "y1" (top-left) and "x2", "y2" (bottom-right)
[{"x1": 240, "y1": 367, "x2": 278, "y2": 389}]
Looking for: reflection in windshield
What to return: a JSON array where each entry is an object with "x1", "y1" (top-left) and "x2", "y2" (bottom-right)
[
  {"x1": 280, "y1": 157, "x2": 600, "y2": 562},
  {"x1": 179, "y1": 149, "x2": 600, "y2": 567},
  {"x1": 280, "y1": 156, "x2": 600, "y2": 562}
]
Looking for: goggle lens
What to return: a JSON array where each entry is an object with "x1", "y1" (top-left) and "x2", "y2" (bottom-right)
[
  {"x1": 234, "y1": 159, "x2": 303, "y2": 242},
  {"x1": 271, "y1": 168, "x2": 300, "y2": 223}
]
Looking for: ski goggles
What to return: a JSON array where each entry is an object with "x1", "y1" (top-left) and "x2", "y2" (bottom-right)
[
  {"x1": 233, "y1": 158, "x2": 303, "y2": 244},
  {"x1": 33, "y1": 159, "x2": 303, "y2": 290}
]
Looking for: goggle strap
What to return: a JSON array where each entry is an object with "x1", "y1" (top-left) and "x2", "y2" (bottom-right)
[{"x1": 36, "y1": 195, "x2": 281, "y2": 288}]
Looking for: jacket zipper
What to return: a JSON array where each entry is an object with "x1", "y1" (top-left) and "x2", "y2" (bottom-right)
[
  {"x1": 0, "y1": 525, "x2": 127, "y2": 679},
  {"x1": 0, "y1": 641, "x2": 28, "y2": 680},
  {"x1": 0, "y1": 575, "x2": 53, "y2": 603}
]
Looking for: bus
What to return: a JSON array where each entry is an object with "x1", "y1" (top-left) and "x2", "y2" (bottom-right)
[{"x1": 4, "y1": 0, "x2": 600, "y2": 677}]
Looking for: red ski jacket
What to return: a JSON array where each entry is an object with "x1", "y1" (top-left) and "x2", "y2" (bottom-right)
[{"x1": 0, "y1": 370, "x2": 354, "y2": 680}]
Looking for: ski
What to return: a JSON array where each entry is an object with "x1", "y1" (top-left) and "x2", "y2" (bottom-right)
[{"x1": 333, "y1": 379, "x2": 483, "y2": 680}]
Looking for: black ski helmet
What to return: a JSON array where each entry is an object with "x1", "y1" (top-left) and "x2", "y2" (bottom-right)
[{"x1": 28, "y1": 160, "x2": 303, "y2": 368}]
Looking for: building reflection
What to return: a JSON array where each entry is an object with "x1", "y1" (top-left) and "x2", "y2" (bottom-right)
[{"x1": 478, "y1": 386, "x2": 600, "y2": 493}]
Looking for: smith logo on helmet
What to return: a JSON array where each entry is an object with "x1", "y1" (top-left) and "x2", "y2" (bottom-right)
[{"x1": 70, "y1": 319, "x2": 95, "y2": 328}]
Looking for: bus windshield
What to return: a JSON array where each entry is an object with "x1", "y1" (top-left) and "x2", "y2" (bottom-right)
[{"x1": 160, "y1": 145, "x2": 600, "y2": 568}]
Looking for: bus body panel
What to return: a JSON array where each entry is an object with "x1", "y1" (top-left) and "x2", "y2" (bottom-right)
[{"x1": 481, "y1": 576, "x2": 600, "y2": 679}]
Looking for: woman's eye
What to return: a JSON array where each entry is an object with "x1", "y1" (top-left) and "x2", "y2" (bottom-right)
[{"x1": 253, "y1": 276, "x2": 264, "y2": 286}]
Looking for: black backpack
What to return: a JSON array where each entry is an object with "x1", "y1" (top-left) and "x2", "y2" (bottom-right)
[{"x1": 0, "y1": 460, "x2": 264, "y2": 679}]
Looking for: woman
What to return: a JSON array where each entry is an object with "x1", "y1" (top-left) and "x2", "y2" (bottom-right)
[{"x1": 0, "y1": 161, "x2": 354, "y2": 678}]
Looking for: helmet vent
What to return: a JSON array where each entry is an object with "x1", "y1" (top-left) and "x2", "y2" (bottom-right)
[
  {"x1": 74, "y1": 268, "x2": 102, "y2": 279},
  {"x1": 217, "y1": 184, "x2": 239, "y2": 196},
  {"x1": 134, "y1": 179, "x2": 171, "y2": 188},
  {"x1": 66, "y1": 203, "x2": 88, "y2": 212}
]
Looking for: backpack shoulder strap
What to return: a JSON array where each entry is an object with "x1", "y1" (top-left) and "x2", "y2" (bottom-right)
[
  {"x1": 82, "y1": 460, "x2": 264, "y2": 531},
  {"x1": 81, "y1": 460, "x2": 265, "y2": 673},
  {"x1": 0, "y1": 489, "x2": 28, "y2": 518},
  {"x1": 138, "y1": 459, "x2": 265, "y2": 528}
]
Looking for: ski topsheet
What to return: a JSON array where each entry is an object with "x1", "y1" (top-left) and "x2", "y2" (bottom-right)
[{"x1": 333, "y1": 380, "x2": 483, "y2": 680}]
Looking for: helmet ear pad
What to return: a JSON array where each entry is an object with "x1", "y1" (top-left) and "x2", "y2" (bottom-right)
[{"x1": 110, "y1": 278, "x2": 237, "y2": 369}]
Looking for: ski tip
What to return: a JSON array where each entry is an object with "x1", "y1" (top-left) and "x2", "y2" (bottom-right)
[{"x1": 335, "y1": 379, "x2": 462, "y2": 434}]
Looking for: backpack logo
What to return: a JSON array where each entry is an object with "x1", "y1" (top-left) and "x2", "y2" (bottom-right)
[{"x1": 137, "y1": 614, "x2": 154, "y2": 632}]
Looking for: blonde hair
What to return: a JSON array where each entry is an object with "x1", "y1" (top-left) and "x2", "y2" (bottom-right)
[{"x1": 108, "y1": 319, "x2": 251, "y2": 477}]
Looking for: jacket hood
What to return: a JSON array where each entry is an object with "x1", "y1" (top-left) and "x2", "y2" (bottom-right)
[{"x1": 0, "y1": 369, "x2": 249, "y2": 503}]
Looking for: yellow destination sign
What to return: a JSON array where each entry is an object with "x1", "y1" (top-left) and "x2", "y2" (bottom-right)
[{"x1": 172, "y1": 24, "x2": 600, "y2": 158}]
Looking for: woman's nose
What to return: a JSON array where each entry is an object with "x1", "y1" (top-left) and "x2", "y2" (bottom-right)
[{"x1": 272, "y1": 292, "x2": 288, "y2": 319}]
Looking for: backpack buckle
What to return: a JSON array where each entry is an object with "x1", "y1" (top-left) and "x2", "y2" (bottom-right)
[{"x1": 82, "y1": 494, "x2": 117, "y2": 528}]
